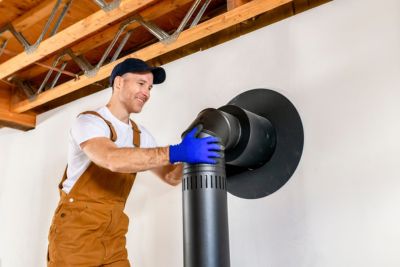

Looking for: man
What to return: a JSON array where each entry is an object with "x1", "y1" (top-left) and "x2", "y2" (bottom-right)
[{"x1": 47, "y1": 58, "x2": 221, "y2": 266}]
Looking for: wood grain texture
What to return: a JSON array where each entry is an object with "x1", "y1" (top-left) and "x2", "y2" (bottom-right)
[
  {"x1": 0, "y1": 0, "x2": 156, "y2": 79},
  {"x1": 11, "y1": 0, "x2": 293, "y2": 113}
]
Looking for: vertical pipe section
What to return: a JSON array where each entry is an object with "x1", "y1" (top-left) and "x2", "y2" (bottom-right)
[{"x1": 183, "y1": 132, "x2": 230, "y2": 267}]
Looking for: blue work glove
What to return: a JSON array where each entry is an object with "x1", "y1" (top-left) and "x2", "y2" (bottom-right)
[{"x1": 169, "y1": 126, "x2": 222, "y2": 164}]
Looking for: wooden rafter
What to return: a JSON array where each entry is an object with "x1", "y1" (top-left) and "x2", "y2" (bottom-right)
[
  {"x1": 17, "y1": 0, "x2": 194, "y2": 80},
  {"x1": 0, "y1": 90, "x2": 36, "y2": 130},
  {"x1": 292, "y1": 0, "x2": 311, "y2": 13},
  {"x1": 227, "y1": 0, "x2": 250, "y2": 10},
  {"x1": 11, "y1": 0, "x2": 293, "y2": 113},
  {"x1": 0, "y1": 0, "x2": 44, "y2": 26},
  {"x1": 0, "y1": 0, "x2": 65, "y2": 40},
  {"x1": 0, "y1": 0, "x2": 332, "y2": 130},
  {"x1": 0, "y1": 0, "x2": 156, "y2": 80}
]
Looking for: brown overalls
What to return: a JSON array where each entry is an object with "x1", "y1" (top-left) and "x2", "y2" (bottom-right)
[{"x1": 48, "y1": 111, "x2": 141, "y2": 267}]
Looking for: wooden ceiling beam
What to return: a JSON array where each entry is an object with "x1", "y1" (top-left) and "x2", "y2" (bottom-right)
[
  {"x1": 0, "y1": 0, "x2": 156, "y2": 80},
  {"x1": 0, "y1": 0, "x2": 65, "y2": 40},
  {"x1": 0, "y1": 1, "x2": 44, "y2": 25},
  {"x1": 292, "y1": 0, "x2": 310, "y2": 13},
  {"x1": 11, "y1": 0, "x2": 292, "y2": 113},
  {"x1": 227, "y1": 0, "x2": 250, "y2": 11},
  {"x1": 17, "y1": 0, "x2": 194, "y2": 80},
  {"x1": 0, "y1": 90, "x2": 36, "y2": 130}
]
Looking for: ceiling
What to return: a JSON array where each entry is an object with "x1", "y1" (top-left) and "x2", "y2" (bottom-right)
[{"x1": 0, "y1": 0, "x2": 331, "y2": 131}]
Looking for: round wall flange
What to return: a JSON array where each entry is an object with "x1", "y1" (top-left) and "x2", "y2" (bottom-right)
[{"x1": 224, "y1": 88, "x2": 304, "y2": 199}]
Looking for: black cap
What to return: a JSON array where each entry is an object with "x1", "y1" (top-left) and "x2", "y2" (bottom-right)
[{"x1": 109, "y1": 58, "x2": 166, "y2": 86}]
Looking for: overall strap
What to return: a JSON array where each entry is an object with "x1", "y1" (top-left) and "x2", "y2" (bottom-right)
[
  {"x1": 129, "y1": 119, "x2": 141, "y2": 147},
  {"x1": 80, "y1": 111, "x2": 117, "y2": 142},
  {"x1": 57, "y1": 111, "x2": 117, "y2": 194},
  {"x1": 58, "y1": 167, "x2": 68, "y2": 193}
]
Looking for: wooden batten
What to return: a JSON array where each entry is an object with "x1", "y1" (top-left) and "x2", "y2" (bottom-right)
[
  {"x1": 292, "y1": 0, "x2": 310, "y2": 13},
  {"x1": 0, "y1": 90, "x2": 36, "y2": 130},
  {"x1": 11, "y1": 0, "x2": 293, "y2": 113},
  {"x1": 0, "y1": 0, "x2": 64, "y2": 40},
  {"x1": 227, "y1": 0, "x2": 251, "y2": 10},
  {"x1": 0, "y1": 0, "x2": 156, "y2": 80},
  {"x1": 17, "y1": 0, "x2": 194, "y2": 80}
]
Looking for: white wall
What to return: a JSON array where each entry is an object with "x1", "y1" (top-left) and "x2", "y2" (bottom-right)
[{"x1": 1, "y1": 0, "x2": 399, "y2": 266}]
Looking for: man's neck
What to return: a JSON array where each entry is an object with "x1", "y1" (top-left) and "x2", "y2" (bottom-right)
[{"x1": 106, "y1": 102, "x2": 130, "y2": 125}]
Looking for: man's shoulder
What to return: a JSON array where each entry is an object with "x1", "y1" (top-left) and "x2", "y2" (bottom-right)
[
  {"x1": 70, "y1": 107, "x2": 110, "y2": 143},
  {"x1": 73, "y1": 107, "x2": 109, "y2": 131},
  {"x1": 77, "y1": 107, "x2": 106, "y2": 118},
  {"x1": 75, "y1": 107, "x2": 108, "y2": 123}
]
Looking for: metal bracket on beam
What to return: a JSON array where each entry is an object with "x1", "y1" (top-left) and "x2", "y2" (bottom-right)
[
  {"x1": 190, "y1": 0, "x2": 212, "y2": 28},
  {"x1": 111, "y1": 30, "x2": 133, "y2": 62},
  {"x1": 135, "y1": 0, "x2": 212, "y2": 45},
  {"x1": 11, "y1": 77, "x2": 37, "y2": 100},
  {"x1": 49, "y1": 0, "x2": 74, "y2": 37},
  {"x1": 92, "y1": 0, "x2": 121, "y2": 12},
  {"x1": 64, "y1": 48, "x2": 94, "y2": 75},
  {"x1": 84, "y1": 21, "x2": 134, "y2": 77},
  {"x1": 0, "y1": 0, "x2": 73, "y2": 54},
  {"x1": 64, "y1": 15, "x2": 139, "y2": 77},
  {"x1": 12, "y1": 51, "x2": 75, "y2": 99},
  {"x1": 49, "y1": 61, "x2": 68, "y2": 89},
  {"x1": 0, "y1": 38, "x2": 9, "y2": 57},
  {"x1": 33, "y1": 13, "x2": 136, "y2": 81},
  {"x1": 36, "y1": 53, "x2": 70, "y2": 94}
]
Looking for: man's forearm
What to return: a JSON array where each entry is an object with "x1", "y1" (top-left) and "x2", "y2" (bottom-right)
[
  {"x1": 105, "y1": 146, "x2": 171, "y2": 173},
  {"x1": 164, "y1": 163, "x2": 183, "y2": 185},
  {"x1": 151, "y1": 163, "x2": 183, "y2": 186}
]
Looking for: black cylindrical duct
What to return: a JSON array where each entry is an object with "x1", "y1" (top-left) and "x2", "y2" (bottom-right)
[
  {"x1": 182, "y1": 133, "x2": 230, "y2": 267},
  {"x1": 219, "y1": 105, "x2": 276, "y2": 168},
  {"x1": 182, "y1": 108, "x2": 276, "y2": 267},
  {"x1": 182, "y1": 89, "x2": 304, "y2": 267}
]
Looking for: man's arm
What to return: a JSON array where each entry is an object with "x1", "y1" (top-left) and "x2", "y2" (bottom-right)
[
  {"x1": 81, "y1": 126, "x2": 221, "y2": 175},
  {"x1": 81, "y1": 137, "x2": 171, "y2": 173},
  {"x1": 151, "y1": 164, "x2": 183, "y2": 186},
  {"x1": 82, "y1": 136, "x2": 183, "y2": 185}
]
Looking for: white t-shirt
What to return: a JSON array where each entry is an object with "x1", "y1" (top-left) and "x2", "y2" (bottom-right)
[{"x1": 63, "y1": 106, "x2": 157, "y2": 193}]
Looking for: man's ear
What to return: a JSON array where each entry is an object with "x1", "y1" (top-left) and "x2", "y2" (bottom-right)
[{"x1": 114, "y1": 76, "x2": 123, "y2": 91}]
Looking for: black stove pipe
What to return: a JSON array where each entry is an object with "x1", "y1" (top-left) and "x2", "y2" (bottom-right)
[
  {"x1": 182, "y1": 106, "x2": 276, "y2": 267},
  {"x1": 182, "y1": 148, "x2": 229, "y2": 267}
]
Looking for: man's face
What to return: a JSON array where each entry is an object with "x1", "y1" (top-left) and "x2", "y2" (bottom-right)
[{"x1": 115, "y1": 72, "x2": 154, "y2": 113}]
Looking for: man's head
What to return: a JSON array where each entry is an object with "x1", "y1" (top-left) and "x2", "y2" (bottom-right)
[
  {"x1": 110, "y1": 58, "x2": 166, "y2": 87},
  {"x1": 109, "y1": 58, "x2": 166, "y2": 113}
]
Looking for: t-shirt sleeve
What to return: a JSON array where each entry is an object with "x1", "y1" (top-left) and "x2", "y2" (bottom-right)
[
  {"x1": 70, "y1": 114, "x2": 110, "y2": 147},
  {"x1": 139, "y1": 125, "x2": 157, "y2": 148}
]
